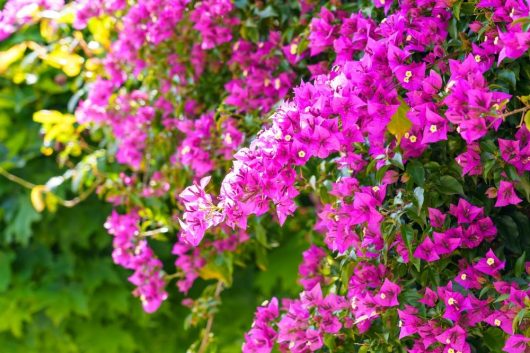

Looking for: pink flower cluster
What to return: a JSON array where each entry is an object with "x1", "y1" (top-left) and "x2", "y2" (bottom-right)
[
  {"x1": 104, "y1": 210, "x2": 167, "y2": 313},
  {"x1": 179, "y1": 0, "x2": 530, "y2": 254},
  {"x1": 190, "y1": 0, "x2": 239, "y2": 50},
  {"x1": 170, "y1": 113, "x2": 244, "y2": 177},
  {"x1": 243, "y1": 298, "x2": 279, "y2": 353},
  {"x1": 225, "y1": 32, "x2": 294, "y2": 113},
  {"x1": 298, "y1": 245, "x2": 327, "y2": 291},
  {"x1": 414, "y1": 200, "x2": 496, "y2": 262},
  {"x1": 398, "y1": 249, "x2": 528, "y2": 353},
  {"x1": 59, "y1": 0, "x2": 530, "y2": 349},
  {"x1": 244, "y1": 248, "x2": 529, "y2": 353},
  {"x1": 73, "y1": 0, "x2": 125, "y2": 29},
  {"x1": 173, "y1": 0, "x2": 530, "y2": 351},
  {"x1": 276, "y1": 284, "x2": 350, "y2": 352},
  {"x1": 172, "y1": 239, "x2": 205, "y2": 293},
  {"x1": 78, "y1": 87, "x2": 155, "y2": 169},
  {"x1": 0, "y1": 0, "x2": 64, "y2": 41}
]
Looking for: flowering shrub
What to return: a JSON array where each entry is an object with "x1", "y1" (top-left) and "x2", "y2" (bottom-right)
[{"x1": 2, "y1": 0, "x2": 530, "y2": 352}]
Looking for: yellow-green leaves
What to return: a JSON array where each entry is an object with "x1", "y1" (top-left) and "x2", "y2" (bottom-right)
[
  {"x1": 88, "y1": 16, "x2": 114, "y2": 49},
  {"x1": 524, "y1": 110, "x2": 530, "y2": 131},
  {"x1": 387, "y1": 98, "x2": 412, "y2": 144},
  {"x1": 30, "y1": 185, "x2": 58, "y2": 213},
  {"x1": 0, "y1": 43, "x2": 27, "y2": 74},
  {"x1": 42, "y1": 46, "x2": 84, "y2": 77},
  {"x1": 30, "y1": 185, "x2": 47, "y2": 212},
  {"x1": 198, "y1": 253, "x2": 234, "y2": 286},
  {"x1": 33, "y1": 110, "x2": 79, "y2": 143},
  {"x1": 33, "y1": 110, "x2": 84, "y2": 161}
]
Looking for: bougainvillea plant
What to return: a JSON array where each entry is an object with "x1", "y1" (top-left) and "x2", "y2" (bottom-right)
[{"x1": 2, "y1": 0, "x2": 530, "y2": 352}]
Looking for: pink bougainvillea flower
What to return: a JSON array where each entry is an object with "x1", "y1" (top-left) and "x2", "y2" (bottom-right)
[
  {"x1": 499, "y1": 139, "x2": 520, "y2": 165},
  {"x1": 495, "y1": 181, "x2": 523, "y2": 207},
  {"x1": 498, "y1": 28, "x2": 530, "y2": 64},
  {"x1": 242, "y1": 298, "x2": 279, "y2": 353},
  {"x1": 455, "y1": 262, "x2": 485, "y2": 290},
  {"x1": 374, "y1": 279, "x2": 401, "y2": 307},
  {"x1": 422, "y1": 70, "x2": 443, "y2": 95},
  {"x1": 422, "y1": 108, "x2": 448, "y2": 144},
  {"x1": 449, "y1": 198, "x2": 484, "y2": 224},
  {"x1": 474, "y1": 249, "x2": 505, "y2": 276},
  {"x1": 305, "y1": 328, "x2": 324, "y2": 351},
  {"x1": 299, "y1": 245, "x2": 327, "y2": 291},
  {"x1": 506, "y1": 289, "x2": 525, "y2": 309},
  {"x1": 428, "y1": 207, "x2": 446, "y2": 228},
  {"x1": 414, "y1": 236, "x2": 440, "y2": 262},
  {"x1": 395, "y1": 62, "x2": 426, "y2": 91},
  {"x1": 438, "y1": 284, "x2": 472, "y2": 321},
  {"x1": 308, "y1": 7, "x2": 337, "y2": 56},
  {"x1": 503, "y1": 334, "x2": 530, "y2": 353},
  {"x1": 464, "y1": 293, "x2": 491, "y2": 326},
  {"x1": 300, "y1": 283, "x2": 323, "y2": 307},
  {"x1": 436, "y1": 325, "x2": 468, "y2": 352},
  {"x1": 179, "y1": 176, "x2": 224, "y2": 246},
  {"x1": 416, "y1": 320, "x2": 444, "y2": 349},
  {"x1": 373, "y1": 0, "x2": 392, "y2": 13},
  {"x1": 433, "y1": 231, "x2": 462, "y2": 256},
  {"x1": 456, "y1": 144, "x2": 483, "y2": 176},
  {"x1": 484, "y1": 310, "x2": 515, "y2": 334},
  {"x1": 398, "y1": 306, "x2": 423, "y2": 339},
  {"x1": 419, "y1": 287, "x2": 438, "y2": 307}
]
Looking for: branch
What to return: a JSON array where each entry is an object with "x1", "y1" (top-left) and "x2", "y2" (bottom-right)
[
  {"x1": 59, "y1": 180, "x2": 100, "y2": 207},
  {"x1": 497, "y1": 106, "x2": 529, "y2": 119},
  {"x1": 0, "y1": 167, "x2": 36, "y2": 189},
  {"x1": 0, "y1": 165, "x2": 100, "y2": 208},
  {"x1": 197, "y1": 282, "x2": 224, "y2": 353}
]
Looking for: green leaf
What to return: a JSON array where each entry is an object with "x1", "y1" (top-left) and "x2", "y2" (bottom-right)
[
  {"x1": 400, "y1": 224, "x2": 415, "y2": 259},
  {"x1": 254, "y1": 221, "x2": 268, "y2": 247},
  {"x1": 407, "y1": 160, "x2": 425, "y2": 186},
  {"x1": 460, "y1": 3, "x2": 476, "y2": 16},
  {"x1": 453, "y1": 0, "x2": 462, "y2": 20},
  {"x1": 255, "y1": 244, "x2": 268, "y2": 271},
  {"x1": 515, "y1": 251, "x2": 526, "y2": 277},
  {"x1": 439, "y1": 175, "x2": 464, "y2": 195},
  {"x1": 254, "y1": 237, "x2": 304, "y2": 296},
  {"x1": 482, "y1": 327, "x2": 505, "y2": 352},
  {"x1": 413, "y1": 187, "x2": 424, "y2": 213},
  {"x1": 513, "y1": 309, "x2": 527, "y2": 334},
  {"x1": 4, "y1": 194, "x2": 42, "y2": 245},
  {"x1": 497, "y1": 70, "x2": 517, "y2": 90},
  {"x1": 524, "y1": 110, "x2": 530, "y2": 131},
  {"x1": 255, "y1": 6, "x2": 278, "y2": 18},
  {"x1": 0, "y1": 251, "x2": 14, "y2": 292},
  {"x1": 391, "y1": 152, "x2": 404, "y2": 170},
  {"x1": 199, "y1": 253, "x2": 234, "y2": 287}
]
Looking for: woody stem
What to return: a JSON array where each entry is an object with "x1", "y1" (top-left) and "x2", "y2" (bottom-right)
[
  {"x1": 0, "y1": 167, "x2": 36, "y2": 189},
  {"x1": 197, "y1": 281, "x2": 224, "y2": 353},
  {"x1": 496, "y1": 106, "x2": 528, "y2": 119}
]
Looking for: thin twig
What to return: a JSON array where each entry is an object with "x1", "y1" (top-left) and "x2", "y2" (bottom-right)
[
  {"x1": 197, "y1": 282, "x2": 224, "y2": 353},
  {"x1": 0, "y1": 165, "x2": 100, "y2": 208},
  {"x1": 0, "y1": 167, "x2": 36, "y2": 189},
  {"x1": 497, "y1": 106, "x2": 529, "y2": 119},
  {"x1": 140, "y1": 227, "x2": 169, "y2": 237},
  {"x1": 164, "y1": 272, "x2": 184, "y2": 281},
  {"x1": 59, "y1": 180, "x2": 100, "y2": 207}
]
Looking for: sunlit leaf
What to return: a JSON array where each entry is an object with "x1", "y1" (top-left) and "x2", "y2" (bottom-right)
[
  {"x1": 0, "y1": 43, "x2": 27, "y2": 74},
  {"x1": 387, "y1": 98, "x2": 412, "y2": 143},
  {"x1": 30, "y1": 185, "x2": 48, "y2": 212}
]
